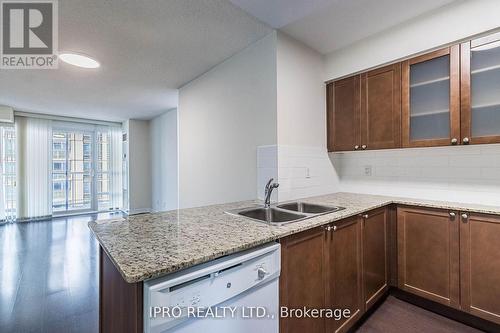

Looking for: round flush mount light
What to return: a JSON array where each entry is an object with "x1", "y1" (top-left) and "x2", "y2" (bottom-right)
[{"x1": 59, "y1": 52, "x2": 100, "y2": 69}]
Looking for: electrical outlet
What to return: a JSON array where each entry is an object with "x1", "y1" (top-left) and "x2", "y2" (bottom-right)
[{"x1": 364, "y1": 165, "x2": 372, "y2": 176}]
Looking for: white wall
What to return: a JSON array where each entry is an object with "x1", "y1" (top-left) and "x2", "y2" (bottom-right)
[
  {"x1": 150, "y1": 109, "x2": 178, "y2": 212},
  {"x1": 178, "y1": 32, "x2": 278, "y2": 208},
  {"x1": 331, "y1": 144, "x2": 500, "y2": 206},
  {"x1": 126, "y1": 119, "x2": 152, "y2": 214},
  {"x1": 276, "y1": 32, "x2": 326, "y2": 148},
  {"x1": 257, "y1": 33, "x2": 339, "y2": 202},
  {"x1": 325, "y1": 0, "x2": 500, "y2": 81}
]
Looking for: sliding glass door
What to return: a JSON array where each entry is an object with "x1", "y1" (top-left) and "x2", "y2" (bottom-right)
[
  {"x1": 52, "y1": 131, "x2": 93, "y2": 213},
  {"x1": 52, "y1": 127, "x2": 118, "y2": 215}
]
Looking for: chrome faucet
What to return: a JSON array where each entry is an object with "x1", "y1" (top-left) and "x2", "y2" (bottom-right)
[{"x1": 264, "y1": 178, "x2": 279, "y2": 208}]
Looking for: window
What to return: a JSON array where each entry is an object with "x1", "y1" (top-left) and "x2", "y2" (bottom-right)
[
  {"x1": 51, "y1": 128, "x2": 119, "y2": 213},
  {"x1": 0, "y1": 125, "x2": 16, "y2": 221},
  {"x1": 52, "y1": 131, "x2": 93, "y2": 212},
  {"x1": 96, "y1": 131, "x2": 111, "y2": 210}
]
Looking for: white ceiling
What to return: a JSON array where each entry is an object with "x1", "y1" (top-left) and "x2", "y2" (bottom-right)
[
  {"x1": 0, "y1": 0, "x2": 271, "y2": 121},
  {"x1": 232, "y1": 0, "x2": 458, "y2": 54},
  {"x1": 1, "y1": 0, "x2": 460, "y2": 122},
  {"x1": 229, "y1": 0, "x2": 337, "y2": 29}
]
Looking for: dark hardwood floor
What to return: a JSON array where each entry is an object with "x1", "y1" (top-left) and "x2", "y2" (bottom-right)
[
  {"x1": 1, "y1": 213, "x2": 483, "y2": 333},
  {"x1": 0, "y1": 212, "x2": 122, "y2": 333},
  {"x1": 357, "y1": 296, "x2": 482, "y2": 333}
]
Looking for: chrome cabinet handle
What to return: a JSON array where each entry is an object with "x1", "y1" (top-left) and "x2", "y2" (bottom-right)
[
  {"x1": 360, "y1": 214, "x2": 369, "y2": 219},
  {"x1": 325, "y1": 226, "x2": 333, "y2": 231},
  {"x1": 462, "y1": 137, "x2": 470, "y2": 144},
  {"x1": 451, "y1": 138, "x2": 458, "y2": 145},
  {"x1": 461, "y1": 213, "x2": 469, "y2": 222},
  {"x1": 332, "y1": 225, "x2": 338, "y2": 232},
  {"x1": 354, "y1": 145, "x2": 359, "y2": 150},
  {"x1": 361, "y1": 145, "x2": 367, "y2": 150},
  {"x1": 449, "y1": 212, "x2": 456, "y2": 218}
]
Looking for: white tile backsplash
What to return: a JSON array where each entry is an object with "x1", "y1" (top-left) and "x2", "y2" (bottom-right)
[
  {"x1": 332, "y1": 144, "x2": 500, "y2": 206},
  {"x1": 257, "y1": 145, "x2": 340, "y2": 202},
  {"x1": 257, "y1": 144, "x2": 500, "y2": 206}
]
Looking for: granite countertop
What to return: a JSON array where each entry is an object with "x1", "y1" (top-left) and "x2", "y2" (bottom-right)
[{"x1": 88, "y1": 192, "x2": 500, "y2": 283}]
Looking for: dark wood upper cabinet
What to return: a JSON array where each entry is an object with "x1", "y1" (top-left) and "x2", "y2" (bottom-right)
[
  {"x1": 461, "y1": 31, "x2": 500, "y2": 145},
  {"x1": 460, "y1": 212, "x2": 500, "y2": 325},
  {"x1": 327, "y1": 76, "x2": 361, "y2": 152},
  {"x1": 326, "y1": 217, "x2": 363, "y2": 333},
  {"x1": 361, "y1": 64, "x2": 401, "y2": 150},
  {"x1": 397, "y1": 206, "x2": 460, "y2": 308},
  {"x1": 402, "y1": 46, "x2": 461, "y2": 148},
  {"x1": 280, "y1": 227, "x2": 327, "y2": 333},
  {"x1": 328, "y1": 31, "x2": 500, "y2": 151},
  {"x1": 362, "y1": 208, "x2": 388, "y2": 310}
]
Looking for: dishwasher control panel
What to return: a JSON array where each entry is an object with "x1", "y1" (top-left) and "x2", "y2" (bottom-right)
[{"x1": 143, "y1": 243, "x2": 281, "y2": 333}]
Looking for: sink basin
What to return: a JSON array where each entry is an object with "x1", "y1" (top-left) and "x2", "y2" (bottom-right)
[
  {"x1": 226, "y1": 202, "x2": 344, "y2": 226},
  {"x1": 233, "y1": 207, "x2": 307, "y2": 225},
  {"x1": 277, "y1": 202, "x2": 345, "y2": 215}
]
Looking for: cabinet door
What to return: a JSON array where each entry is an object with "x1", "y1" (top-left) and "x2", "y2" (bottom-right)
[
  {"x1": 326, "y1": 217, "x2": 363, "y2": 333},
  {"x1": 361, "y1": 64, "x2": 401, "y2": 150},
  {"x1": 460, "y1": 212, "x2": 500, "y2": 324},
  {"x1": 461, "y1": 32, "x2": 500, "y2": 145},
  {"x1": 362, "y1": 208, "x2": 388, "y2": 310},
  {"x1": 327, "y1": 76, "x2": 361, "y2": 152},
  {"x1": 402, "y1": 46, "x2": 460, "y2": 147},
  {"x1": 397, "y1": 206, "x2": 460, "y2": 308},
  {"x1": 280, "y1": 227, "x2": 327, "y2": 333}
]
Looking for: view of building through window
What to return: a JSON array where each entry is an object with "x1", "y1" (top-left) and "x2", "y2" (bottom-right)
[{"x1": 52, "y1": 130, "x2": 112, "y2": 213}]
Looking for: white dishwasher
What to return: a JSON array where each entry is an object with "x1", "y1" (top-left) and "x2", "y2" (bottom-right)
[{"x1": 143, "y1": 242, "x2": 280, "y2": 333}]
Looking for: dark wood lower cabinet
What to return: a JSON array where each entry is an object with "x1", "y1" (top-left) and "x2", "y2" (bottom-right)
[
  {"x1": 397, "y1": 206, "x2": 460, "y2": 308},
  {"x1": 98, "y1": 205, "x2": 500, "y2": 333},
  {"x1": 279, "y1": 227, "x2": 327, "y2": 333},
  {"x1": 387, "y1": 205, "x2": 398, "y2": 287},
  {"x1": 460, "y1": 212, "x2": 500, "y2": 325},
  {"x1": 362, "y1": 208, "x2": 389, "y2": 309},
  {"x1": 326, "y1": 216, "x2": 363, "y2": 333},
  {"x1": 100, "y1": 247, "x2": 143, "y2": 333},
  {"x1": 280, "y1": 217, "x2": 363, "y2": 333}
]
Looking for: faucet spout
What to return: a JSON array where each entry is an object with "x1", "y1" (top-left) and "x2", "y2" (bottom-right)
[{"x1": 264, "y1": 178, "x2": 279, "y2": 208}]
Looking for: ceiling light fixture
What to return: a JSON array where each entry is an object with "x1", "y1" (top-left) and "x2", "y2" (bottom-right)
[{"x1": 59, "y1": 52, "x2": 100, "y2": 69}]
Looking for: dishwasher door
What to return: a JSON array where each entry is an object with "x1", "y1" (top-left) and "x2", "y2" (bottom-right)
[{"x1": 143, "y1": 243, "x2": 280, "y2": 333}]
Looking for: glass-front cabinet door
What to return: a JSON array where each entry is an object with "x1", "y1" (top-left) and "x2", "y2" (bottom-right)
[
  {"x1": 402, "y1": 46, "x2": 460, "y2": 147},
  {"x1": 461, "y1": 32, "x2": 500, "y2": 145}
]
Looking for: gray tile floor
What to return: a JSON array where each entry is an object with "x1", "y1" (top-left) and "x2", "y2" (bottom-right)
[
  {"x1": 0, "y1": 212, "x2": 122, "y2": 333},
  {"x1": 357, "y1": 296, "x2": 481, "y2": 333}
]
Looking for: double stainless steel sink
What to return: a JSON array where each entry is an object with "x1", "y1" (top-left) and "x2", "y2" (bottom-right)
[{"x1": 226, "y1": 202, "x2": 345, "y2": 226}]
